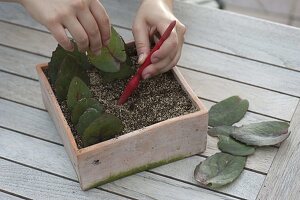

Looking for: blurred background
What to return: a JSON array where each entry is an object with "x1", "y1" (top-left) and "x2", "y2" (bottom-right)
[{"x1": 181, "y1": 0, "x2": 300, "y2": 28}]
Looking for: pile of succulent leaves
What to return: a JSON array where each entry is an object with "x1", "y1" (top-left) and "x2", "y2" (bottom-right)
[
  {"x1": 48, "y1": 27, "x2": 134, "y2": 147},
  {"x1": 194, "y1": 96, "x2": 290, "y2": 188}
]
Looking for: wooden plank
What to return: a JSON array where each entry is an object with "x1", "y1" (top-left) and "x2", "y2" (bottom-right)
[
  {"x1": 1, "y1": 2, "x2": 300, "y2": 71},
  {"x1": 257, "y1": 100, "x2": 300, "y2": 200},
  {"x1": 0, "y1": 21, "x2": 132, "y2": 58},
  {"x1": 2, "y1": 20, "x2": 300, "y2": 99},
  {"x1": 223, "y1": 5, "x2": 289, "y2": 24},
  {"x1": 179, "y1": 0, "x2": 219, "y2": 8},
  {"x1": 152, "y1": 156, "x2": 265, "y2": 200},
  {"x1": 0, "y1": 45, "x2": 46, "y2": 80},
  {"x1": 0, "y1": 72, "x2": 44, "y2": 109},
  {"x1": 0, "y1": 98, "x2": 61, "y2": 144},
  {"x1": 223, "y1": 0, "x2": 295, "y2": 16},
  {"x1": 104, "y1": 172, "x2": 239, "y2": 200},
  {"x1": 0, "y1": 98, "x2": 276, "y2": 173},
  {"x1": 0, "y1": 127, "x2": 259, "y2": 199},
  {"x1": 0, "y1": 192, "x2": 24, "y2": 200},
  {"x1": 293, "y1": 0, "x2": 300, "y2": 17},
  {"x1": 179, "y1": 44, "x2": 300, "y2": 98},
  {"x1": 179, "y1": 67, "x2": 299, "y2": 121},
  {"x1": 0, "y1": 159, "x2": 128, "y2": 200}
]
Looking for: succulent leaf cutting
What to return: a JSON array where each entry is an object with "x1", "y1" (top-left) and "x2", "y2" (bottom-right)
[
  {"x1": 48, "y1": 26, "x2": 132, "y2": 147},
  {"x1": 194, "y1": 95, "x2": 290, "y2": 189}
]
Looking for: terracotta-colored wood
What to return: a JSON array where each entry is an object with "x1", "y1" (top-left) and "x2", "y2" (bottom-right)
[{"x1": 36, "y1": 57, "x2": 208, "y2": 190}]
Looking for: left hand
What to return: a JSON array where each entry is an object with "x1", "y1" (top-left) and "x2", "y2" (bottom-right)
[{"x1": 132, "y1": 0, "x2": 186, "y2": 79}]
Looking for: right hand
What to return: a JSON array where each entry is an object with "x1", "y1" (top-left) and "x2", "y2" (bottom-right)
[{"x1": 20, "y1": 0, "x2": 111, "y2": 55}]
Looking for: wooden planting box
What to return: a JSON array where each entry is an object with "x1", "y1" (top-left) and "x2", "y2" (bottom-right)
[{"x1": 36, "y1": 59, "x2": 208, "y2": 190}]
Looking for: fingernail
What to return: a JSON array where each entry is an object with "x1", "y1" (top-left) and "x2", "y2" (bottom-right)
[
  {"x1": 143, "y1": 73, "x2": 151, "y2": 80},
  {"x1": 152, "y1": 57, "x2": 159, "y2": 63},
  {"x1": 138, "y1": 53, "x2": 145, "y2": 64},
  {"x1": 104, "y1": 39, "x2": 110, "y2": 46}
]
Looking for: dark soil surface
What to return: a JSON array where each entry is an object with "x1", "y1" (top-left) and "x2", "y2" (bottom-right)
[{"x1": 47, "y1": 55, "x2": 198, "y2": 149}]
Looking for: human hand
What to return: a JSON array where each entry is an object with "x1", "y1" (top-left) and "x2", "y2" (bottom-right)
[
  {"x1": 19, "y1": 0, "x2": 111, "y2": 55},
  {"x1": 132, "y1": 0, "x2": 186, "y2": 79}
]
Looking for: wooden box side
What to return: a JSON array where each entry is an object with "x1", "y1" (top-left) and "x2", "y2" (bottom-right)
[
  {"x1": 36, "y1": 64, "x2": 80, "y2": 175},
  {"x1": 77, "y1": 67, "x2": 208, "y2": 190},
  {"x1": 78, "y1": 111, "x2": 207, "y2": 190}
]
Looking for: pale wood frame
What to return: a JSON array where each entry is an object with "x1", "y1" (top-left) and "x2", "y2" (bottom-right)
[{"x1": 36, "y1": 58, "x2": 208, "y2": 190}]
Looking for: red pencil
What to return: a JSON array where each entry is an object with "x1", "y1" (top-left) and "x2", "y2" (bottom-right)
[{"x1": 118, "y1": 20, "x2": 177, "y2": 105}]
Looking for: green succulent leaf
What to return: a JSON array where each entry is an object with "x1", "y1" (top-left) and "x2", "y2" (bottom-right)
[
  {"x1": 208, "y1": 126, "x2": 236, "y2": 137},
  {"x1": 54, "y1": 55, "x2": 89, "y2": 101},
  {"x1": 217, "y1": 135, "x2": 255, "y2": 156},
  {"x1": 71, "y1": 98, "x2": 103, "y2": 125},
  {"x1": 209, "y1": 96, "x2": 249, "y2": 127},
  {"x1": 194, "y1": 152, "x2": 246, "y2": 188},
  {"x1": 48, "y1": 42, "x2": 91, "y2": 84},
  {"x1": 231, "y1": 121, "x2": 290, "y2": 146},
  {"x1": 76, "y1": 108, "x2": 103, "y2": 135},
  {"x1": 100, "y1": 61, "x2": 134, "y2": 82},
  {"x1": 48, "y1": 44, "x2": 65, "y2": 84},
  {"x1": 89, "y1": 48, "x2": 121, "y2": 72},
  {"x1": 67, "y1": 77, "x2": 92, "y2": 110},
  {"x1": 68, "y1": 41, "x2": 91, "y2": 69},
  {"x1": 88, "y1": 27, "x2": 126, "y2": 73},
  {"x1": 82, "y1": 114, "x2": 123, "y2": 147}
]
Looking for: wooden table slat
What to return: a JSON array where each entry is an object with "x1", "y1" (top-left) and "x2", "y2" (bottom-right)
[
  {"x1": 0, "y1": 192, "x2": 24, "y2": 200},
  {"x1": 0, "y1": 159, "x2": 128, "y2": 200},
  {"x1": 180, "y1": 68, "x2": 299, "y2": 121},
  {"x1": 0, "y1": 127, "x2": 261, "y2": 200},
  {"x1": 257, "y1": 100, "x2": 300, "y2": 200}
]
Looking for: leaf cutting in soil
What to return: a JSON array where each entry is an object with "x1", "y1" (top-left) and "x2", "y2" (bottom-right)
[
  {"x1": 82, "y1": 114, "x2": 124, "y2": 146},
  {"x1": 88, "y1": 27, "x2": 127, "y2": 73},
  {"x1": 194, "y1": 152, "x2": 246, "y2": 188},
  {"x1": 67, "y1": 77, "x2": 92, "y2": 110},
  {"x1": 71, "y1": 98, "x2": 103, "y2": 125}
]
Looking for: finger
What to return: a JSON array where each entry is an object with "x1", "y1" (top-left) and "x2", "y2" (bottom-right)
[
  {"x1": 63, "y1": 18, "x2": 89, "y2": 52},
  {"x1": 90, "y1": 0, "x2": 111, "y2": 46},
  {"x1": 48, "y1": 24, "x2": 73, "y2": 51},
  {"x1": 150, "y1": 30, "x2": 178, "y2": 64},
  {"x1": 158, "y1": 50, "x2": 182, "y2": 74},
  {"x1": 142, "y1": 54, "x2": 174, "y2": 79},
  {"x1": 132, "y1": 21, "x2": 151, "y2": 64},
  {"x1": 77, "y1": 10, "x2": 102, "y2": 55}
]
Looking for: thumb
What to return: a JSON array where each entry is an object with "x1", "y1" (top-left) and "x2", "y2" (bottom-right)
[{"x1": 132, "y1": 22, "x2": 150, "y2": 64}]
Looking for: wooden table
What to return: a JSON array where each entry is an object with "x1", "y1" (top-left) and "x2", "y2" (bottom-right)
[{"x1": 1, "y1": 1, "x2": 300, "y2": 199}]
